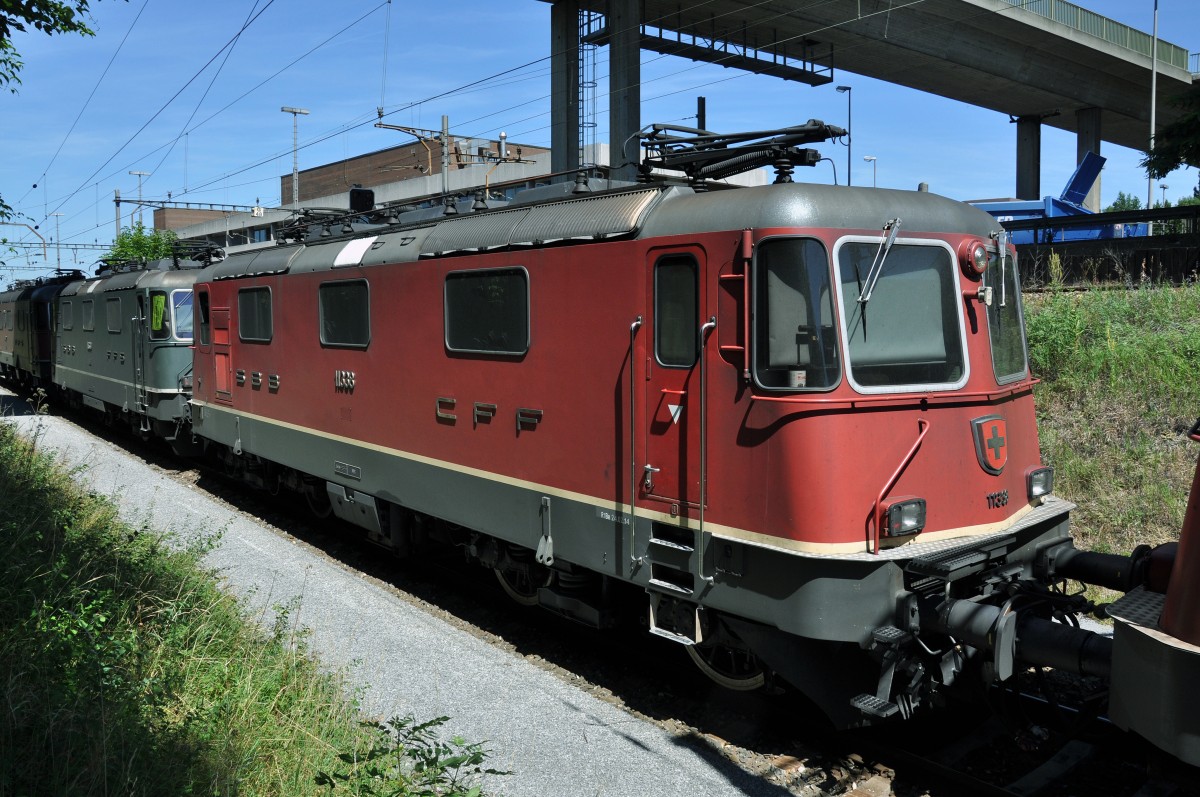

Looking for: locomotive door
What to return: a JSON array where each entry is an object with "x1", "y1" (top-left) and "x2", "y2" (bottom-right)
[
  {"x1": 195, "y1": 288, "x2": 233, "y2": 405},
  {"x1": 133, "y1": 295, "x2": 149, "y2": 416},
  {"x1": 643, "y1": 251, "x2": 705, "y2": 509}
]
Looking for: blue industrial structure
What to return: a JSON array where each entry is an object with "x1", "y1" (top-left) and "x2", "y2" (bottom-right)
[{"x1": 971, "y1": 152, "x2": 1148, "y2": 244}]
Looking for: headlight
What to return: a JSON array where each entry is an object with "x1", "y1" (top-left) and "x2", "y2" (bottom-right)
[
  {"x1": 884, "y1": 497, "x2": 926, "y2": 537},
  {"x1": 958, "y1": 239, "x2": 989, "y2": 276},
  {"x1": 1027, "y1": 466, "x2": 1054, "y2": 503}
]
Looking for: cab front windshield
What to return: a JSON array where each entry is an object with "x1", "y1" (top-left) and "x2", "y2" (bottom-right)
[
  {"x1": 836, "y1": 240, "x2": 966, "y2": 391},
  {"x1": 148, "y1": 289, "x2": 195, "y2": 342}
]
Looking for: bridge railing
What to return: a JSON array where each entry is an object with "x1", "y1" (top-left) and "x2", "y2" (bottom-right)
[{"x1": 1002, "y1": 0, "x2": 1189, "y2": 71}]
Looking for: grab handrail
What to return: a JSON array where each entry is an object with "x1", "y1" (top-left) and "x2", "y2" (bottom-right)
[
  {"x1": 698, "y1": 316, "x2": 717, "y2": 585},
  {"x1": 872, "y1": 417, "x2": 930, "y2": 554},
  {"x1": 629, "y1": 316, "x2": 643, "y2": 572}
]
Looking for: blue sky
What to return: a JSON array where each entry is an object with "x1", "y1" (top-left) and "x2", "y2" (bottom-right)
[{"x1": 1, "y1": 0, "x2": 1197, "y2": 280}]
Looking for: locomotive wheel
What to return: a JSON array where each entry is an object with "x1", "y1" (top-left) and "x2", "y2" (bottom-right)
[
  {"x1": 494, "y1": 565, "x2": 553, "y2": 606},
  {"x1": 304, "y1": 483, "x2": 332, "y2": 519},
  {"x1": 686, "y1": 641, "x2": 766, "y2": 692},
  {"x1": 493, "y1": 543, "x2": 553, "y2": 606}
]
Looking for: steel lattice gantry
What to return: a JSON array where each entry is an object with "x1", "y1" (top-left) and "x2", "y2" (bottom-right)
[{"x1": 544, "y1": 0, "x2": 1195, "y2": 196}]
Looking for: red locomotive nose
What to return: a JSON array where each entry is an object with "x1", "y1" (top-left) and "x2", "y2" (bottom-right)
[{"x1": 1161, "y1": 420, "x2": 1200, "y2": 647}]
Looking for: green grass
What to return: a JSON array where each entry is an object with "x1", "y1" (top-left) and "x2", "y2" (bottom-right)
[
  {"x1": 1026, "y1": 284, "x2": 1200, "y2": 556},
  {"x1": 0, "y1": 420, "x2": 500, "y2": 796}
]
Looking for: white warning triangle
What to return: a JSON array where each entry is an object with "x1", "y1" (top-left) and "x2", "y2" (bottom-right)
[{"x1": 667, "y1": 404, "x2": 683, "y2": 424}]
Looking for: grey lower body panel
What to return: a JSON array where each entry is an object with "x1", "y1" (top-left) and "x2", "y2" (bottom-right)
[{"x1": 189, "y1": 401, "x2": 1072, "y2": 647}]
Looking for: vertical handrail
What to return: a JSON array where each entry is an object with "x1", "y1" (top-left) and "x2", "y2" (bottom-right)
[
  {"x1": 740, "y1": 229, "x2": 753, "y2": 382},
  {"x1": 698, "y1": 316, "x2": 717, "y2": 585},
  {"x1": 871, "y1": 418, "x2": 930, "y2": 554},
  {"x1": 628, "y1": 316, "x2": 642, "y2": 572}
]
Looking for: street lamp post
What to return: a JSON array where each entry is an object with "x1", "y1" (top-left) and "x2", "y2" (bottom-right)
[
  {"x1": 836, "y1": 85, "x2": 852, "y2": 186},
  {"x1": 128, "y1": 170, "x2": 149, "y2": 227},
  {"x1": 1160, "y1": 183, "x2": 1169, "y2": 205},
  {"x1": 281, "y1": 106, "x2": 310, "y2": 205},
  {"x1": 863, "y1": 156, "x2": 877, "y2": 188}
]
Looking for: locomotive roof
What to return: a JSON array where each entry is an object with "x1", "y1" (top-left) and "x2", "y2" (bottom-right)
[
  {"x1": 60, "y1": 264, "x2": 207, "y2": 296},
  {"x1": 1, "y1": 271, "x2": 87, "y2": 301},
  {"x1": 208, "y1": 181, "x2": 1000, "y2": 279},
  {"x1": 638, "y1": 182, "x2": 1000, "y2": 240}
]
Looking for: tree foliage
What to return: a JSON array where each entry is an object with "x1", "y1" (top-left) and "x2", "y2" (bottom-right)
[
  {"x1": 1143, "y1": 84, "x2": 1200, "y2": 180},
  {"x1": 105, "y1": 222, "x2": 177, "y2": 263},
  {"x1": 1, "y1": 1, "x2": 111, "y2": 93},
  {"x1": 1104, "y1": 191, "x2": 1142, "y2": 213},
  {"x1": 2, "y1": 1, "x2": 122, "y2": 266}
]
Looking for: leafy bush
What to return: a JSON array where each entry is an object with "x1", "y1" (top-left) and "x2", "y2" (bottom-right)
[{"x1": 316, "y1": 715, "x2": 508, "y2": 796}]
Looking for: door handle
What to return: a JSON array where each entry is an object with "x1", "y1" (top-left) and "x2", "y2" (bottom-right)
[{"x1": 642, "y1": 464, "x2": 661, "y2": 492}]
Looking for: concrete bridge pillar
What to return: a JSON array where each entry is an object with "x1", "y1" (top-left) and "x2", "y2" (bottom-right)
[
  {"x1": 1076, "y1": 107, "x2": 1103, "y2": 211},
  {"x1": 550, "y1": 0, "x2": 580, "y2": 179},
  {"x1": 1016, "y1": 115, "x2": 1042, "y2": 200},
  {"x1": 608, "y1": 0, "x2": 641, "y2": 182}
]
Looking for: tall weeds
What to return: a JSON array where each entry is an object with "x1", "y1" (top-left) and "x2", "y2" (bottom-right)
[
  {"x1": 1026, "y1": 284, "x2": 1200, "y2": 555},
  {"x1": 0, "y1": 420, "x2": 459, "y2": 795}
]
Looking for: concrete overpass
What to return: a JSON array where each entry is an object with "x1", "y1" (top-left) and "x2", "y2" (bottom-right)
[{"x1": 544, "y1": 0, "x2": 1196, "y2": 203}]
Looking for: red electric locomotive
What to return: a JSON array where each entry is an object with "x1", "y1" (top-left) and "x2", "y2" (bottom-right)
[
  {"x1": 184, "y1": 122, "x2": 1088, "y2": 727},
  {"x1": 18, "y1": 122, "x2": 1195, "y2": 761}
]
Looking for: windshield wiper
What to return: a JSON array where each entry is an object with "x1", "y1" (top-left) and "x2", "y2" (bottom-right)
[
  {"x1": 858, "y1": 218, "x2": 901, "y2": 306},
  {"x1": 995, "y1": 229, "x2": 1009, "y2": 308}
]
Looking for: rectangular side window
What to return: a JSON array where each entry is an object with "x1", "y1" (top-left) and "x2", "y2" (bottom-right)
[
  {"x1": 82, "y1": 299, "x2": 95, "y2": 331},
  {"x1": 655, "y1": 256, "x2": 699, "y2": 368},
  {"x1": 754, "y1": 238, "x2": 839, "y2": 390},
  {"x1": 444, "y1": 268, "x2": 529, "y2": 355},
  {"x1": 320, "y1": 280, "x2": 370, "y2": 348},
  {"x1": 238, "y1": 287, "x2": 273, "y2": 342},
  {"x1": 61, "y1": 301, "x2": 73, "y2": 331},
  {"x1": 198, "y1": 291, "x2": 211, "y2": 345},
  {"x1": 106, "y1": 297, "x2": 123, "y2": 333},
  {"x1": 983, "y1": 250, "x2": 1028, "y2": 383}
]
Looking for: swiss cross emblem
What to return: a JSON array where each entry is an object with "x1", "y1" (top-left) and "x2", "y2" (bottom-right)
[{"x1": 971, "y1": 415, "x2": 1008, "y2": 475}]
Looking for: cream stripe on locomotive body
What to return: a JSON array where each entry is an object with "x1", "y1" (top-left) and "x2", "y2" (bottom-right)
[
  {"x1": 185, "y1": 175, "x2": 1075, "y2": 728},
  {"x1": 188, "y1": 398, "x2": 1056, "y2": 558}
]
